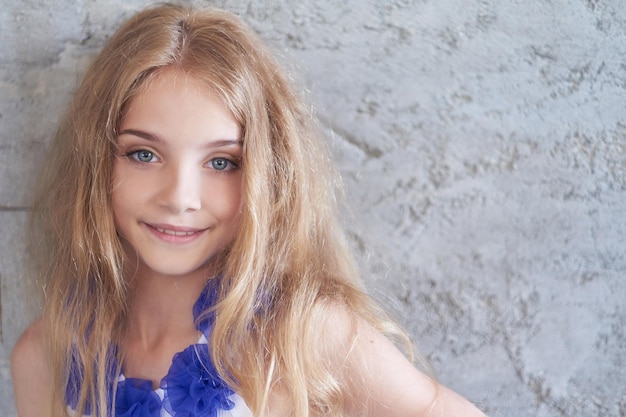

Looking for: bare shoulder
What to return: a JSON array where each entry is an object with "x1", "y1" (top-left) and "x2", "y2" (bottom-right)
[
  {"x1": 11, "y1": 318, "x2": 53, "y2": 417},
  {"x1": 11, "y1": 317, "x2": 47, "y2": 373},
  {"x1": 320, "y1": 302, "x2": 487, "y2": 417}
]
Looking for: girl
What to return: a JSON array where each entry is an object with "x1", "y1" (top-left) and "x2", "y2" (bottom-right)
[{"x1": 11, "y1": 4, "x2": 486, "y2": 417}]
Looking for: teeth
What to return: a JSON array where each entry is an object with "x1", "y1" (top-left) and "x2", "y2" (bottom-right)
[{"x1": 155, "y1": 227, "x2": 196, "y2": 236}]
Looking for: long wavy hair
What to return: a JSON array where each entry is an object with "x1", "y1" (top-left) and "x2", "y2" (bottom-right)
[{"x1": 32, "y1": 4, "x2": 414, "y2": 416}]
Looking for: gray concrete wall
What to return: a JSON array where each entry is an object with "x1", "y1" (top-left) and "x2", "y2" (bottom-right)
[{"x1": 1, "y1": 1, "x2": 625, "y2": 416}]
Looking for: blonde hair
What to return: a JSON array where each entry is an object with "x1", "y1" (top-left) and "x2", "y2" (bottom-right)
[{"x1": 32, "y1": 4, "x2": 414, "y2": 416}]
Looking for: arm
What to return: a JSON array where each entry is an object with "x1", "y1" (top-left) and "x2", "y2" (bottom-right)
[
  {"x1": 11, "y1": 318, "x2": 54, "y2": 417},
  {"x1": 328, "y1": 306, "x2": 487, "y2": 417}
]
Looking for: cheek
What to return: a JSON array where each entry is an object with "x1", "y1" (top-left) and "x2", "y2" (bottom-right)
[
  {"x1": 226, "y1": 178, "x2": 244, "y2": 219},
  {"x1": 110, "y1": 163, "x2": 140, "y2": 222},
  {"x1": 207, "y1": 175, "x2": 243, "y2": 219}
]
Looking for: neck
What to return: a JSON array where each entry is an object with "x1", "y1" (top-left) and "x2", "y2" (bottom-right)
[
  {"x1": 125, "y1": 265, "x2": 214, "y2": 348},
  {"x1": 119, "y1": 266, "x2": 218, "y2": 385}
]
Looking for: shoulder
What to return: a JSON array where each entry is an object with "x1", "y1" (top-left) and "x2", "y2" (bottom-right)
[
  {"x1": 319, "y1": 302, "x2": 487, "y2": 417},
  {"x1": 11, "y1": 318, "x2": 53, "y2": 417},
  {"x1": 11, "y1": 317, "x2": 47, "y2": 372}
]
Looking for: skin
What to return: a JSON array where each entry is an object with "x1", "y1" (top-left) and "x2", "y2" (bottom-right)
[
  {"x1": 323, "y1": 306, "x2": 487, "y2": 416},
  {"x1": 111, "y1": 69, "x2": 244, "y2": 385},
  {"x1": 11, "y1": 70, "x2": 487, "y2": 416}
]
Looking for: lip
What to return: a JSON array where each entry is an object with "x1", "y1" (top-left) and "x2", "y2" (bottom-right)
[{"x1": 145, "y1": 223, "x2": 207, "y2": 244}]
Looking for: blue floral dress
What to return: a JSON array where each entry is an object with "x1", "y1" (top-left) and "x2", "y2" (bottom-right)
[{"x1": 66, "y1": 281, "x2": 253, "y2": 417}]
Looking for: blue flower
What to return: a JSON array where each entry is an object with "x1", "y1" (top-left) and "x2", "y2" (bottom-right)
[
  {"x1": 115, "y1": 378, "x2": 161, "y2": 417},
  {"x1": 66, "y1": 279, "x2": 237, "y2": 416},
  {"x1": 161, "y1": 344, "x2": 235, "y2": 417}
]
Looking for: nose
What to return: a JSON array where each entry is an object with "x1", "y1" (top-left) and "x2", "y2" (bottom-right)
[{"x1": 157, "y1": 163, "x2": 202, "y2": 214}]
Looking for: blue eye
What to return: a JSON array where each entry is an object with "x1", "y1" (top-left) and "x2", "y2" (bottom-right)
[
  {"x1": 211, "y1": 158, "x2": 233, "y2": 171},
  {"x1": 127, "y1": 150, "x2": 157, "y2": 163}
]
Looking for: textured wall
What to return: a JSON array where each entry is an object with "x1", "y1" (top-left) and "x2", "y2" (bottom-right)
[{"x1": 1, "y1": 1, "x2": 625, "y2": 416}]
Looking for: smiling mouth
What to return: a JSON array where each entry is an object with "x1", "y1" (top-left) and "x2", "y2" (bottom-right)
[
  {"x1": 145, "y1": 223, "x2": 207, "y2": 242},
  {"x1": 154, "y1": 227, "x2": 198, "y2": 236}
]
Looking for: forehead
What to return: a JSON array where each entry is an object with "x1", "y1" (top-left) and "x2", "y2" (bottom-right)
[
  {"x1": 120, "y1": 69, "x2": 242, "y2": 143},
  {"x1": 125, "y1": 67, "x2": 245, "y2": 129},
  {"x1": 128, "y1": 69, "x2": 211, "y2": 108}
]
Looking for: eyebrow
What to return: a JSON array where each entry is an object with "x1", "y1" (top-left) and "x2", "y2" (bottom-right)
[{"x1": 118, "y1": 128, "x2": 242, "y2": 148}]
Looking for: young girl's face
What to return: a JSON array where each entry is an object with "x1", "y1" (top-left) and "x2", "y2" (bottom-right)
[{"x1": 111, "y1": 70, "x2": 243, "y2": 279}]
